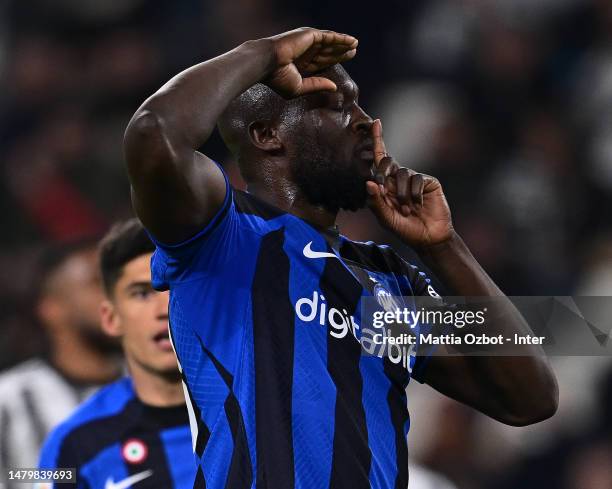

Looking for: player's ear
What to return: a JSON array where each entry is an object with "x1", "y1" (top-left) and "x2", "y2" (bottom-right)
[
  {"x1": 100, "y1": 300, "x2": 122, "y2": 337},
  {"x1": 248, "y1": 120, "x2": 283, "y2": 153}
]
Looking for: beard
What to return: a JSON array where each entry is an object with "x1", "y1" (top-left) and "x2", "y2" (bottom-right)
[{"x1": 291, "y1": 137, "x2": 369, "y2": 213}]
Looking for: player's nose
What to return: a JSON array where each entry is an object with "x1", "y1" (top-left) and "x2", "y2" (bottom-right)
[{"x1": 351, "y1": 105, "x2": 373, "y2": 134}]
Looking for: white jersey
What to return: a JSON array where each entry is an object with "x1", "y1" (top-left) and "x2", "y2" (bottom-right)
[
  {"x1": 409, "y1": 464, "x2": 458, "y2": 489},
  {"x1": 0, "y1": 358, "x2": 99, "y2": 489}
]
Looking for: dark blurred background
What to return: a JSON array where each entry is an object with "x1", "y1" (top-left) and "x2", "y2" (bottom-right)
[{"x1": 1, "y1": 0, "x2": 612, "y2": 488}]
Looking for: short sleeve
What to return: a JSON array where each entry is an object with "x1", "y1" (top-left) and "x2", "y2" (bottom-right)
[{"x1": 146, "y1": 161, "x2": 237, "y2": 291}]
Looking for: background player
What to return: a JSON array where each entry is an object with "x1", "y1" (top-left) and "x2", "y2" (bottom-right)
[
  {"x1": 123, "y1": 27, "x2": 558, "y2": 488},
  {"x1": 0, "y1": 242, "x2": 121, "y2": 484},
  {"x1": 39, "y1": 219, "x2": 194, "y2": 488}
]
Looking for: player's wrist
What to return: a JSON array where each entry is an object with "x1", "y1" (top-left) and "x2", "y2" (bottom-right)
[
  {"x1": 414, "y1": 229, "x2": 462, "y2": 258},
  {"x1": 238, "y1": 38, "x2": 278, "y2": 77}
]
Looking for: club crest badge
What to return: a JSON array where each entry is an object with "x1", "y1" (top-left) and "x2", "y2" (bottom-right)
[{"x1": 374, "y1": 283, "x2": 401, "y2": 312}]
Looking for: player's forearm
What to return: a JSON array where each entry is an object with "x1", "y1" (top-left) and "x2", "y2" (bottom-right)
[
  {"x1": 418, "y1": 231, "x2": 547, "y2": 354},
  {"x1": 421, "y1": 229, "x2": 526, "y2": 304},
  {"x1": 417, "y1": 231, "x2": 559, "y2": 424},
  {"x1": 416, "y1": 231, "x2": 502, "y2": 296},
  {"x1": 417, "y1": 232, "x2": 536, "y2": 337},
  {"x1": 130, "y1": 38, "x2": 275, "y2": 150}
]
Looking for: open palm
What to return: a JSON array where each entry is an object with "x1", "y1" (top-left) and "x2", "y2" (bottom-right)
[{"x1": 266, "y1": 28, "x2": 358, "y2": 98}]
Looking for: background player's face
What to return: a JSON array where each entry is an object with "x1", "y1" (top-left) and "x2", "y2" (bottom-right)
[
  {"x1": 39, "y1": 247, "x2": 118, "y2": 352},
  {"x1": 285, "y1": 65, "x2": 374, "y2": 212},
  {"x1": 101, "y1": 253, "x2": 176, "y2": 376}
]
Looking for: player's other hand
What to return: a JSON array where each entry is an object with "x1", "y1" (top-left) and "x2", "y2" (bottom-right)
[
  {"x1": 264, "y1": 27, "x2": 358, "y2": 98},
  {"x1": 367, "y1": 119, "x2": 455, "y2": 249}
]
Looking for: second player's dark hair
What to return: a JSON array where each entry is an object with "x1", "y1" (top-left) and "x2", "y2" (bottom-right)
[{"x1": 99, "y1": 218, "x2": 155, "y2": 296}]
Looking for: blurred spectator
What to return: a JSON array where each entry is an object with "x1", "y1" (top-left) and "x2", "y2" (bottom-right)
[
  {"x1": 416, "y1": 398, "x2": 488, "y2": 489},
  {"x1": 0, "y1": 242, "x2": 122, "y2": 484}
]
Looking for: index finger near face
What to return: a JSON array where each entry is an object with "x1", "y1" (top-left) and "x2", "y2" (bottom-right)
[{"x1": 372, "y1": 119, "x2": 387, "y2": 167}]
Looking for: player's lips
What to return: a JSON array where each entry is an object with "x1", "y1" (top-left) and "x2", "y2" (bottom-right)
[
  {"x1": 153, "y1": 330, "x2": 173, "y2": 352},
  {"x1": 355, "y1": 140, "x2": 374, "y2": 161}
]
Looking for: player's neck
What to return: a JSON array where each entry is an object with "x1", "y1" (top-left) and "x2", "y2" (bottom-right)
[
  {"x1": 128, "y1": 360, "x2": 184, "y2": 407},
  {"x1": 50, "y1": 334, "x2": 121, "y2": 385},
  {"x1": 247, "y1": 182, "x2": 338, "y2": 229}
]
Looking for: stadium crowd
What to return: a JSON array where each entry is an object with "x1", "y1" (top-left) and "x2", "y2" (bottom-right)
[{"x1": 1, "y1": 0, "x2": 611, "y2": 488}]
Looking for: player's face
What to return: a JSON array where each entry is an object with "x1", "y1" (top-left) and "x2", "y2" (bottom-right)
[
  {"x1": 103, "y1": 253, "x2": 176, "y2": 376},
  {"x1": 286, "y1": 66, "x2": 374, "y2": 212},
  {"x1": 49, "y1": 248, "x2": 119, "y2": 352}
]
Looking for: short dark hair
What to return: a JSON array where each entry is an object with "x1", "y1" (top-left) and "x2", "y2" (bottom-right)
[{"x1": 99, "y1": 219, "x2": 155, "y2": 296}]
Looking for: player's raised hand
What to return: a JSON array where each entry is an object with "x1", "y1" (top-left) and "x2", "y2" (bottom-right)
[
  {"x1": 265, "y1": 27, "x2": 358, "y2": 98},
  {"x1": 367, "y1": 120, "x2": 454, "y2": 249}
]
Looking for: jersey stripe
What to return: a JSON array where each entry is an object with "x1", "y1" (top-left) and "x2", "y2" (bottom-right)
[
  {"x1": 348, "y1": 266, "x2": 405, "y2": 488},
  {"x1": 384, "y1": 359, "x2": 410, "y2": 489},
  {"x1": 193, "y1": 466, "x2": 206, "y2": 489},
  {"x1": 161, "y1": 426, "x2": 195, "y2": 488},
  {"x1": 0, "y1": 406, "x2": 10, "y2": 470},
  {"x1": 199, "y1": 342, "x2": 253, "y2": 489},
  {"x1": 80, "y1": 442, "x2": 126, "y2": 488},
  {"x1": 287, "y1": 231, "x2": 335, "y2": 488},
  {"x1": 252, "y1": 228, "x2": 295, "y2": 488},
  {"x1": 320, "y1": 256, "x2": 371, "y2": 489},
  {"x1": 22, "y1": 388, "x2": 46, "y2": 447}
]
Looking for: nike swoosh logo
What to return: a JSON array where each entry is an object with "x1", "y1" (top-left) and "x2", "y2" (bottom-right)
[
  {"x1": 303, "y1": 241, "x2": 338, "y2": 259},
  {"x1": 105, "y1": 470, "x2": 153, "y2": 489}
]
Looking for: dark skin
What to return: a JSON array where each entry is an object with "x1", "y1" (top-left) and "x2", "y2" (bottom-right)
[{"x1": 124, "y1": 27, "x2": 558, "y2": 427}]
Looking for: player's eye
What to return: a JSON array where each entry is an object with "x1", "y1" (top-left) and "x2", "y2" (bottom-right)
[{"x1": 131, "y1": 288, "x2": 153, "y2": 299}]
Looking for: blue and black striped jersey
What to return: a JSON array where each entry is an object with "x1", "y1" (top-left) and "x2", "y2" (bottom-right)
[
  {"x1": 149, "y1": 167, "x2": 441, "y2": 489},
  {"x1": 39, "y1": 377, "x2": 194, "y2": 488}
]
